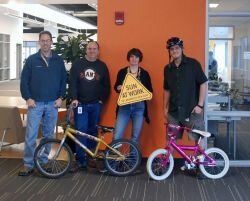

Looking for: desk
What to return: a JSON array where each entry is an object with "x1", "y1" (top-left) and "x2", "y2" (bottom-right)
[
  {"x1": 17, "y1": 105, "x2": 67, "y2": 134},
  {"x1": 207, "y1": 111, "x2": 250, "y2": 165},
  {"x1": 208, "y1": 92, "x2": 231, "y2": 110},
  {"x1": 0, "y1": 96, "x2": 66, "y2": 134},
  {"x1": 0, "y1": 96, "x2": 25, "y2": 107}
]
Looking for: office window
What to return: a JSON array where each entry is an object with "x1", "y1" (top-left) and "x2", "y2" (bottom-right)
[
  {"x1": 0, "y1": 34, "x2": 10, "y2": 81},
  {"x1": 23, "y1": 41, "x2": 38, "y2": 60}
]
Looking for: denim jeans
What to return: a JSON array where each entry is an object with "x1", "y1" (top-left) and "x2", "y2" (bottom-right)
[
  {"x1": 74, "y1": 102, "x2": 102, "y2": 166},
  {"x1": 114, "y1": 101, "x2": 145, "y2": 145},
  {"x1": 23, "y1": 101, "x2": 58, "y2": 168}
]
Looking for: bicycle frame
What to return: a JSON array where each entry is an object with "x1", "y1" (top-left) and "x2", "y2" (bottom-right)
[
  {"x1": 166, "y1": 124, "x2": 216, "y2": 166},
  {"x1": 60, "y1": 125, "x2": 125, "y2": 160}
]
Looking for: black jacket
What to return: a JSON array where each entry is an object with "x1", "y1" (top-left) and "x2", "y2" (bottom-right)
[{"x1": 114, "y1": 66, "x2": 153, "y2": 123}]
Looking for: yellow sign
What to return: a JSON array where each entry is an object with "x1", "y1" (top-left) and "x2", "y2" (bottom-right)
[{"x1": 117, "y1": 73, "x2": 152, "y2": 106}]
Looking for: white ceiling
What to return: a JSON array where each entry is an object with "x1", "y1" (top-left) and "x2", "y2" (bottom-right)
[
  {"x1": 208, "y1": 0, "x2": 250, "y2": 13},
  {"x1": 0, "y1": 0, "x2": 249, "y2": 12},
  {"x1": 0, "y1": 0, "x2": 97, "y2": 3},
  {"x1": 1, "y1": 0, "x2": 250, "y2": 27},
  {"x1": 208, "y1": 0, "x2": 250, "y2": 26}
]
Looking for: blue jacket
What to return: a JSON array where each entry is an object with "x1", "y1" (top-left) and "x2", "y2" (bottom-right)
[{"x1": 20, "y1": 50, "x2": 67, "y2": 101}]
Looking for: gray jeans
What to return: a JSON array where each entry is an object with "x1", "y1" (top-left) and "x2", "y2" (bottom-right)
[{"x1": 168, "y1": 112, "x2": 205, "y2": 140}]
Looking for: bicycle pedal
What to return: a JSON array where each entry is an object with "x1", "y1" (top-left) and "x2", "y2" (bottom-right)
[{"x1": 197, "y1": 155, "x2": 204, "y2": 160}]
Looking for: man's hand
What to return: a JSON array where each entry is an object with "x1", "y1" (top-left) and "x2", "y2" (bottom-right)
[
  {"x1": 192, "y1": 106, "x2": 203, "y2": 114},
  {"x1": 54, "y1": 98, "x2": 63, "y2": 108},
  {"x1": 26, "y1": 98, "x2": 36, "y2": 107},
  {"x1": 71, "y1": 99, "x2": 79, "y2": 108}
]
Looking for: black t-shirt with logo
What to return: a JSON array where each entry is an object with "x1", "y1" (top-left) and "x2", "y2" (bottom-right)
[
  {"x1": 69, "y1": 57, "x2": 110, "y2": 104},
  {"x1": 164, "y1": 55, "x2": 207, "y2": 121}
]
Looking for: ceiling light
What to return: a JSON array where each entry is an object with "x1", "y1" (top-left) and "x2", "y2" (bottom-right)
[
  {"x1": 73, "y1": 11, "x2": 97, "y2": 17},
  {"x1": 88, "y1": 3, "x2": 97, "y2": 10},
  {"x1": 209, "y1": 3, "x2": 219, "y2": 8}
]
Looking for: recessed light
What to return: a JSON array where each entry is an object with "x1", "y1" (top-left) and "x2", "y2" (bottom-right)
[{"x1": 209, "y1": 3, "x2": 219, "y2": 8}]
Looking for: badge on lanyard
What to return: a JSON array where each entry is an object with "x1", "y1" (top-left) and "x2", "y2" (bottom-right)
[{"x1": 78, "y1": 107, "x2": 82, "y2": 114}]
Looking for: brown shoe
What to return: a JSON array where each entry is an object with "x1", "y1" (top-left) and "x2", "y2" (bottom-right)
[
  {"x1": 88, "y1": 159, "x2": 97, "y2": 168},
  {"x1": 69, "y1": 163, "x2": 87, "y2": 173},
  {"x1": 18, "y1": 166, "x2": 34, "y2": 176}
]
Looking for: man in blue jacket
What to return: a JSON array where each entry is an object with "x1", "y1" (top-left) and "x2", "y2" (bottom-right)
[{"x1": 19, "y1": 31, "x2": 67, "y2": 176}]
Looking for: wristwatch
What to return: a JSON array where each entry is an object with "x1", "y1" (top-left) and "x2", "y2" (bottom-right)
[{"x1": 197, "y1": 104, "x2": 204, "y2": 109}]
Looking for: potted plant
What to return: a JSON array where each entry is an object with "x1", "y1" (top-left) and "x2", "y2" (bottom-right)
[
  {"x1": 53, "y1": 33, "x2": 94, "y2": 106},
  {"x1": 54, "y1": 33, "x2": 94, "y2": 67}
]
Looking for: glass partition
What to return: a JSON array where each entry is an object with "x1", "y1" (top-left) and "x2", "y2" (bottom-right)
[
  {"x1": 207, "y1": 16, "x2": 250, "y2": 161},
  {"x1": 0, "y1": 34, "x2": 10, "y2": 81}
]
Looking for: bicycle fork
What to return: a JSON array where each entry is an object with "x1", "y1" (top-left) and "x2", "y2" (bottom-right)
[{"x1": 52, "y1": 135, "x2": 68, "y2": 160}]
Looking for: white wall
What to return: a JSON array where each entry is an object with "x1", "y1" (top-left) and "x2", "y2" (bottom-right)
[
  {"x1": 0, "y1": 6, "x2": 23, "y2": 80},
  {"x1": 23, "y1": 33, "x2": 39, "y2": 41}
]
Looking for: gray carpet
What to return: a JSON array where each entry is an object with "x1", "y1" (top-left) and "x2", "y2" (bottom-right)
[{"x1": 0, "y1": 158, "x2": 250, "y2": 201}]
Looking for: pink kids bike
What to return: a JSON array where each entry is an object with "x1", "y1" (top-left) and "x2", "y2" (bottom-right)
[{"x1": 147, "y1": 124, "x2": 229, "y2": 180}]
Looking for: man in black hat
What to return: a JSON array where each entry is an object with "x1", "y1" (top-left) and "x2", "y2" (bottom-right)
[{"x1": 163, "y1": 37, "x2": 208, "y2": 177}]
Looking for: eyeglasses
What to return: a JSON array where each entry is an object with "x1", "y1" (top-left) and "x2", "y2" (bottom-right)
[{"x1": 39, "y1": 39, "x2": 52, "y2": 43}]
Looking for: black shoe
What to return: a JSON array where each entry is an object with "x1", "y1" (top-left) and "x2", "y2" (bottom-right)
[
  {"x1": 131, "y1": 169, "x2": 144, "y2": 175},
  {"x1": 18, "y1": 166, "x2": 34, "y2": 176},
  {"x1": 69, "y1": 163, "x2": 87, "y2": 173},
  {"x1": 88, "y1": 159, "x2": 97, "y2": 169},
  {"x1": 196, "y1": 171, "x2": 206, "y2": 180},
  {"x1": 98, "y1": 167, "x2": 108, "y2": 173},
  {"x1": 96, "y1": 160, "x2": 107, "y2": 173}
]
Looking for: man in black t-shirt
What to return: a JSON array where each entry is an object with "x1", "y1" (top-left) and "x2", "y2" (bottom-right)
[{"x1": 69, "y1": 41, "x2": 110, "y2": 172}]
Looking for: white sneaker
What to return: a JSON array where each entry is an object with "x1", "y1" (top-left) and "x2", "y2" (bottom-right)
[{"x1": 180, "y1": 165, "x2": 186, "y2": 171}]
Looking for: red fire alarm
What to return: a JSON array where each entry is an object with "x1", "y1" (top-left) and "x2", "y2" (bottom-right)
[{"x1": 115, "y1": 11, "x2": 124, "y2": 25}]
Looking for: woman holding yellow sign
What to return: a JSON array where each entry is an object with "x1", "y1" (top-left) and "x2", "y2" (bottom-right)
[{"x1": 113, "y1": 48, "x2": 153, "y2": 145}]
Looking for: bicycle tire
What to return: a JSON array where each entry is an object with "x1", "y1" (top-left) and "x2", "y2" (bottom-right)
[
  {"x1": 104, "y1": 139, "x2": 141, "y2": 176},
  {"x1": 146, "y1": 149, "x2": 174, "y2": 181},
  {"x1": 199, "y1": 147, "x2": 229, "y2": 179},
  {"x1": 34, "y1": 139, "x2": 73, "y2": 179}
]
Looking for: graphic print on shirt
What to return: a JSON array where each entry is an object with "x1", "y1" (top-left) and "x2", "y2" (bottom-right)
[{"x1": 79, "y1": 68, "x2": 100, "y2": 81}]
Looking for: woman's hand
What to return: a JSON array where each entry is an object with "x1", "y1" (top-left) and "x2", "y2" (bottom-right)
[{"x1": 117, "y1": 85, "x2": 122, "y2": 92}]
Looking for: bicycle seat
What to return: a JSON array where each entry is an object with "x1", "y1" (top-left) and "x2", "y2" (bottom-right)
[
  {"x1": 192, "y1": 129, "x2": 211, "y2": 138},
  {"x1": 97, "y1": 125, "x2": 115, "y2": 133}
]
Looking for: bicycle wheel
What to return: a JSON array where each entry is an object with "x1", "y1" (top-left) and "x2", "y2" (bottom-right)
[
  {"x1": 199, "y1": 147, "x2": 229, "y2": 179},
  {"x1": 34, "y1": 139, "x2": 73, "y2": 179},
  {"x1": 104, "y1": 139, "x2": 141, "y2": 176},
  {"x1": 146, "y1": 149, "x2": 174, "y2": 181}
]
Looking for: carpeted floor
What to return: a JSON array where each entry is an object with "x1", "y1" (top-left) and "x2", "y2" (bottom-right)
[{"x1": 1, "y1": 158, "x2": 250, "y2": 201}]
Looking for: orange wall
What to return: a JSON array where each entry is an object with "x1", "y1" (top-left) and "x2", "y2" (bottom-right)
[{"x1": 98, "y1": 0, "x2": 206, "y2": 157}]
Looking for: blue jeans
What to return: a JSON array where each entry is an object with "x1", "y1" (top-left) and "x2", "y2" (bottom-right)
[
  {"x1": 114, "y1": 102, "x2": 145, "y2": 145},
  {"x1": 23, "y1": 101, "x2": 58, "y2": 168},
  {"x1": 74, "y1": 102, "x2": 102, "y2": 166}
]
